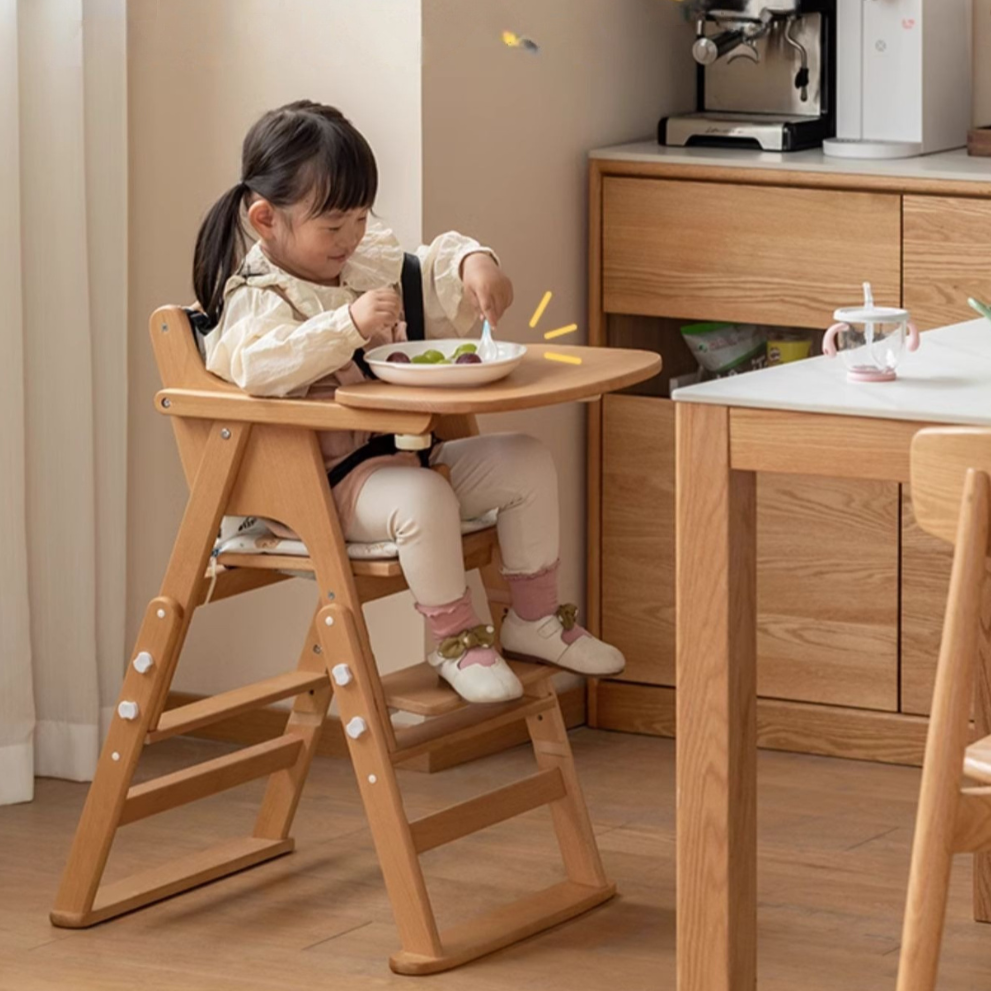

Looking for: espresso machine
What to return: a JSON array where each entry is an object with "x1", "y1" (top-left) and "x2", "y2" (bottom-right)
[{"x1": 660, "y1": 0, "x2": 837, "y2": 152}]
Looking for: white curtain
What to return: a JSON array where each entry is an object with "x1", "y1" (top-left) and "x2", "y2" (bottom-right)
[{"x1": 0, "y1": 0, "x2": 127, "y2": 804}]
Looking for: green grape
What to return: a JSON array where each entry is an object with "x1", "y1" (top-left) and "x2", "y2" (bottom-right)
[{"x1": 452, "y1": 343, "x2": 477, "y2": 357}]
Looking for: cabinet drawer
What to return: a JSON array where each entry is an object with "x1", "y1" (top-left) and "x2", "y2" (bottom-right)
[
  {"x1": 601, "y1": 394, "x2": 676, "y2": 686},
  {"x1": 602, "y1": 177, "x2": 901, "y2": 329},
  {"x1": 904, "y1": 195, "x2": 991, "y2": 330}
]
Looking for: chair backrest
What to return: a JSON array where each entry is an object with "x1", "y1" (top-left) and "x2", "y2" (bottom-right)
[{"x1": 911, "y1": 428, "x2": 991, "y2": 550}]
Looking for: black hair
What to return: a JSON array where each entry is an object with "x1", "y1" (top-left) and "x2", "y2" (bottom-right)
[{"x1": 193, "y1": 100, "x2": 378, "y2": 325}]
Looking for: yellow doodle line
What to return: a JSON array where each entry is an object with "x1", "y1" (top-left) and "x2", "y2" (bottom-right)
[
  {"x1": 544, "y1": 351, "x2": 582, "y2": 365},
  {"x1": 529, "y1": 290, "x2": 553, "y2": 327},
  {"x1": 543, "y1": 322, "x2": 578, "y2": 340}
]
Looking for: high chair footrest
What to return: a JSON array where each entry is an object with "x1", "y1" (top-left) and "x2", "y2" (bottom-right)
[
  {"x1": 389, "y1": 879, "x2": 617, "y2": 975},
  {"x1": 50, "y1": 836, "x2": 294, "y2": 929},
  {"x1": 391, "y1": 693, "x2": 557, "y2": 764},
  {"x1": 382, "y1": 660, "x2": 550, "y2": 717},
  {"x1": 149, "y1": 671, "x2": 330, "y2": 743}
]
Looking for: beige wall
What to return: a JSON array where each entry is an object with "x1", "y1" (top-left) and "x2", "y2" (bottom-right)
[
  {"x1": 127, "y1": 0, "x2": 423, "y2": 695},
  {"x1": 422, "y1": 0, "x2": 692, "y2": 612}
]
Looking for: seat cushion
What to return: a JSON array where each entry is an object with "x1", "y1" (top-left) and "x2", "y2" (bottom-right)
[{"x1": 215, "y1": 511, "x2": 498, "y2": 562}]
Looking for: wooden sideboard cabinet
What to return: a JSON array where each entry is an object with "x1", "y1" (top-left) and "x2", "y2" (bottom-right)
[{"x1": 587, "y1": 146, "x2": 991, "y2": 765}]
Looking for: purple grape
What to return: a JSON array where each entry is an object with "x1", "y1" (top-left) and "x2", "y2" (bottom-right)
[
  {"x1": 455, "y1": 353, "x2": 482, "y2": 364},
  {"x1": 387, "y1": 351, "x2": 411, "y2": 363}
]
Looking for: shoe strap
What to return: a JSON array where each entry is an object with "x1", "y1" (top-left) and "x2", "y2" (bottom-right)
[{"x1": 438, "y1": 624, "x2": 496, "y2": 660}]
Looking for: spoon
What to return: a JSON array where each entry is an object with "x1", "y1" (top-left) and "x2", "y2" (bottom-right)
[{"x1": 479, "y1": 319, "x2": 498, "y2": 362}]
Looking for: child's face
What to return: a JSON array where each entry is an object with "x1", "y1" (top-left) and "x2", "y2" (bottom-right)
[{"x1": 250, "y1": 197, "x2": 369, "y2": 285}]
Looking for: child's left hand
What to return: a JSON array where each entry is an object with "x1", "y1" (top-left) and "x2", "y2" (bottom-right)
[{"x1": 461, "y1": 252, "x2": 513, "y2": 328}]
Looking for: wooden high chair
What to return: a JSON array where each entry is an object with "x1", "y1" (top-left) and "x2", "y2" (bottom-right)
[
  {"x1": 50, "y1": 306, "x2": 616, "y2": 975},
  {"x1": 897, "y1": 427, "x2": 991, "y2": 991}
]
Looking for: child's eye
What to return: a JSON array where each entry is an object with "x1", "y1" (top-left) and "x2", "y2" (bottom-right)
[{"x1": 327, "y1": 226, "x2": 342, "y2": 233}]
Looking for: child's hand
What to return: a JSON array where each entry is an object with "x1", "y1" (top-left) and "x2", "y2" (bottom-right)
[
  {"x1": 461, "y1": 253, "x2": 513, "y2": 328},
  {"x1": 350, "y1": 288, "x2": 402, "y2": 345}
]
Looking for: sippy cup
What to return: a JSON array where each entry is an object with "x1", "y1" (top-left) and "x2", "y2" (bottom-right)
[{"x1": 823, "y1": 283, "x2": 920, "y2": 383}]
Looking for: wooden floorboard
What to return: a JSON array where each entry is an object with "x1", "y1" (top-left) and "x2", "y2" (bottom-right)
[{"x1": 3, "y1": 731, "x2": 991, "y2": 989}]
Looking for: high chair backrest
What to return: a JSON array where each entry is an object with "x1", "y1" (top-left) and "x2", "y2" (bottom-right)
[
  {"x1": 148, "y1": 305, "x2": 479, "y2": 489},
  {"x1": 911, "y1": 428, "x2": 991, "y2": 550}
]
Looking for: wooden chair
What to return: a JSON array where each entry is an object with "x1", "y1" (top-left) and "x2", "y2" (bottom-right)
[
  {"x1": 897, "y1": 427, "x2": 991, "y2": 991},
  {"x1": 50, "y1": 306, "x2": 615, "y2": 975}
]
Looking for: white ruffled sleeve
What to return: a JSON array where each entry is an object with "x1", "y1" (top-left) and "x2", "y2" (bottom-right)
[
  {"x1": 202, "y1": 286, "x2": 367, "y2": 398},
  {"x1": 415, "y1": 232, "x2": 498, "y2": 340}
]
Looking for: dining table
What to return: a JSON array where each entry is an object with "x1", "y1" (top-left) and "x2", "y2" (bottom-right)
[{"x1": 673, "y1": 317, "x2": 991, "y2": 991}]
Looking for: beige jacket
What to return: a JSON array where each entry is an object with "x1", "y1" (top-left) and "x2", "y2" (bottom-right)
[{"x1": 200, "y1": 222, "x2": 494, "y2": 531}]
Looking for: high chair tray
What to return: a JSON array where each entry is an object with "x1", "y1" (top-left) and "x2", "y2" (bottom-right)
[{"x1": 334, "y1": 344, "x2": 660, "y2": 415}]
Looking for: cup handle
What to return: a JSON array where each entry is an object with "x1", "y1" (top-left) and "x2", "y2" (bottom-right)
[
  {"x1": 906, "y1": 321, "x2": 921, "y2": 352},
  {"x1": 823, "y1": 322, "x2": 848, "y2": 358}
]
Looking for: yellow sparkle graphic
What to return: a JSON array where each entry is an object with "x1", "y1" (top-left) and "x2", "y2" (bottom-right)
[
  {"x1": 544, "y1": 351, "x2": 582, "y2": 365},
  {"x1": 529, "y1": 291, "x2": 553, "y2": 328},
  {"x1": 502, "y1": 30, "x2": 540, "y2": 52},
  {"x1": 543, "y1": 323, "x2": 578, "y2": 340}
]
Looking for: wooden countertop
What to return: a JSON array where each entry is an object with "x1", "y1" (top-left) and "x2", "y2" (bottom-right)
[{"x1": 588, "y1": 141, "x2": 991, "y2": 196}]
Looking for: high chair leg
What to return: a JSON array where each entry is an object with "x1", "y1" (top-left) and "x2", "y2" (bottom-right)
[
  {"x1": 52, "y1": 423, "x2": 253, "y2": 927},
  {"x1": 317, "y1": 603, "x2": 443, "y2": 960},
  {"x1": 526, "y1": 678, "x2": 610, "y2": 889},
  {"x1": 479, "y1": 543, "x2": 512, "y2": 644},
  {"x1": 253, "y1": 611, "x2": 334, "y2": 841}
]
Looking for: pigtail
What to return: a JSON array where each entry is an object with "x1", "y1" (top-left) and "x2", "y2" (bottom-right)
[{"x1": 193, "y1": 183, "x2": 248, "y2": 326}]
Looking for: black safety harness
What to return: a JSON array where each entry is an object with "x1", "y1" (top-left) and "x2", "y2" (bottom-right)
[{"x1": 190, "y1": 252, "x2": 436, "y2": 489}]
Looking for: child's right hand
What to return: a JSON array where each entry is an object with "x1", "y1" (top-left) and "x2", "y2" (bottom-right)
[{"x1": 350, "y1": 288, "x2": 402, "y2": 345}]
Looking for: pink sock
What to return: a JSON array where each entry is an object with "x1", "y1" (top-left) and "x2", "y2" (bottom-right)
[
  {"x1": 415, "y1": 588, "x2": 497, "y2": 669},
  {"x1": 504, "y1": 560, "x2": 589, "y2": 644}
]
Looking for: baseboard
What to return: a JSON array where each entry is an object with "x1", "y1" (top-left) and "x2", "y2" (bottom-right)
[
  {"x1": 163, "y1": 684, "x2": 587, "y2": 774},
  {"x1": 594, "y1": 681, "x2": 930, "y2": 767}
]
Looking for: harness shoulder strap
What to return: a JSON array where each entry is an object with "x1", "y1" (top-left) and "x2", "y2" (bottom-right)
[{"x1": 401, "y1": 251, "x2": 425, "y2": 342}]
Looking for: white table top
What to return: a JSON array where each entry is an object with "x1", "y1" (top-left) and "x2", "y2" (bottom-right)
[
  {"x1": 672, "y1": 320, "x2": 991, "y2": 426},
  {"x1": 589, "y1": 142, "x2": 991, "y2": 186}
]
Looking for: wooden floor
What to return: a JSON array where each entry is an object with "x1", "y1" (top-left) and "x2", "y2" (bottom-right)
[{"x1": 2, "y1": 730, "x2": 991, "y2": 990}]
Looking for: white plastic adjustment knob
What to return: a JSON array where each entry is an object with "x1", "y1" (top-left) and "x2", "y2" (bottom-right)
[
  {"x1": 345, "y1": 716, "x2": 367, "y2": 740},
  {"x1": 331, "y1": 664, "x2": 353, "y2": 687},
  {"x1": 394, "y1": 433, "x2": 432, "y2": 451},
  {"x1": 117, "y1": 700, "x2": 140, "y2": 721},
  {"x1": 132, "y1": 651, "x2": 154, "y2": 674}
]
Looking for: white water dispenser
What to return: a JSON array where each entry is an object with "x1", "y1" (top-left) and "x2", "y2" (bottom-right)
[{"x1": 824, "y1": 0, "x2": 972, "y2": 160}]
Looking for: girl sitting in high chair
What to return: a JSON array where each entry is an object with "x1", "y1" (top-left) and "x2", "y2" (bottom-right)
[{"x1": 193, "y1": 99, "x2": 625, "y2": 704}]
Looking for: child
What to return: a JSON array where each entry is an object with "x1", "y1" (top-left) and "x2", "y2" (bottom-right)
[{"x1": 193, "y1": 100, "x2": 625, "y2": 703}]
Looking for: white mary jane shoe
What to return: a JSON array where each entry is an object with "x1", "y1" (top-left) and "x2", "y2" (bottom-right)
[
  {"x1": 500, "y1": 606, "x2": 626, "y2": 677},
  {"x1": 427, "y1": 625, "x2": 523, "y2": 704}
]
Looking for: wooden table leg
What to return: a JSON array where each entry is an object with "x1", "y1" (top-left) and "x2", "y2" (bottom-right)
[{"x1": 676, "y1": 403, "x2": 758, "y2": 991}]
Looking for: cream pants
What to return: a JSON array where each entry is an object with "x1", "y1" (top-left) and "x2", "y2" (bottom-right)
[{"x1": 345, "y1": 432, "x2": 559, "y2": 607}]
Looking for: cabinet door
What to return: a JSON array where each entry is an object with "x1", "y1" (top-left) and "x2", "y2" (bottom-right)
[
  {"x1": 904, "y1": 195, "x2": 991, "y2": 330},
  {"x1": 599, "y1": 394, "x2": 900, "y2": 709},
  {"x1": 757, "y1": 474, "x2": 900, "y2": 710},
  {"x1": 602, "y1": 178, "x2": 902, "y2": 329},
  {"x1": 601, "y1": 394, "x2": 676, "y2": 686},
  {"x1": 900, "y1": 487, "x2": 954, "y2": 715}
]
